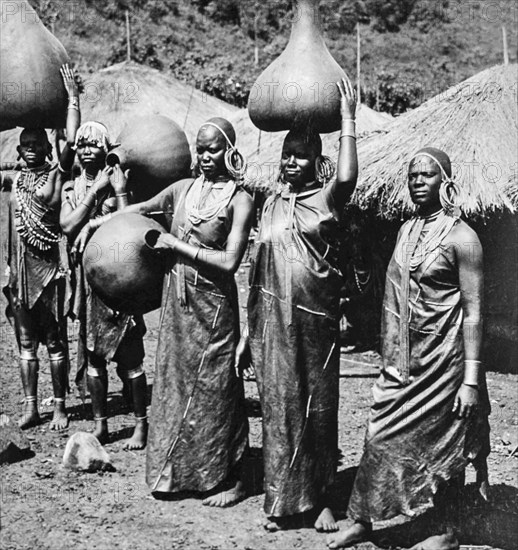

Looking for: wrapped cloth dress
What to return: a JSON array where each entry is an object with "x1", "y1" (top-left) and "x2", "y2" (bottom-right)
[
  {"x1": 248, "y1": 184, "x2": 343, "y2": 517},
  {"x1": 146, "y1": 177, "x2": 248, "y2": 494},
  {"x1": 62, "y1": 176, "x2": 145, "y2": 390},
  {"x1": 348, "y1": 212, "x2": 488, "y2": 522}
]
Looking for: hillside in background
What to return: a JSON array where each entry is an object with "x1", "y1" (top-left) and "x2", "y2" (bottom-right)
[{"x1": 32, "y1": 0, "x2": 518, "y2": 114}]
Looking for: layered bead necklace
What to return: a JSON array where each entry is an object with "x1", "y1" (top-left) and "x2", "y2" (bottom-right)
[{"x1": 14, "y1": 163, "x2": 61, "y2": 251}]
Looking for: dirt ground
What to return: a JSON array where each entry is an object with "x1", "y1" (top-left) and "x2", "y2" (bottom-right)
[{"x1": 1, "y1": 296, "x2": 517, "y2": 550}]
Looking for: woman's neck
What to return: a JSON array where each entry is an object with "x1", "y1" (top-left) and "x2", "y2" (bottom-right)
[
  {"x1": 83, "y1": 166, "x2": 102, "y2": 180},
  {"x1": 417, "y1": 204, "x2": 442, "y2": 219}
]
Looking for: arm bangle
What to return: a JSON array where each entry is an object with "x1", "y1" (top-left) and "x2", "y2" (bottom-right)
[
  {"x1": 115, "y1": 192, "x2": 128, "y2": 197},
  {"x1": 463, "y1": 359, "x2": 481, "y2": 387},
  {"x1": 339, "y1": 133, "x2": 356, "y2": 140}
]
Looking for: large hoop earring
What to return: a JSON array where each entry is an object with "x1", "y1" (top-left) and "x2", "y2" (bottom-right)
[
  {"x1": 315, "y1": 155, "x2": 336, "y2": 185},
  {"x1": 224, "y1": 146, "x2": 247, "y2": 183},
  {"x1": 439, "y1": 178, "x2": 461, "y2": 217}
]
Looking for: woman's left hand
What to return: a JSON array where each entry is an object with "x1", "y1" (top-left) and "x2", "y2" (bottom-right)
[
  {"x1": 337, "y1": 75, "x2": 357, "y2": 121},
  {"x1": 154, "y1": 233, "x2": 177, "y2": 251},
  {"x1": 452, "y1": 384, "x2": 480, "y2": 419},
  {"x1": 60, "y1": 63, "x2": 78, "y2": 98}
]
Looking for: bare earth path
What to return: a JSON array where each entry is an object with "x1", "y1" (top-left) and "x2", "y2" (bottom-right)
[{"x1": 1, "y1": 301, "x2": 517, "y2": 549}]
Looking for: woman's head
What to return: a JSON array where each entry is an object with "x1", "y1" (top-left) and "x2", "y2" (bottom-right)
[
  {"x1": 408, "y1": 147, "x2": 452, "y2": 212},
  {"x1": 195, "y1": 118, "x2": 236, "y2": 180},
  {"x1": 74, "y1": 122, "x2": 113, "y2": 171},
  {"x1": 17, "y1": 128, "x2": 52, "y2": 168},
  {"x1": 280, "y1": 130, "x2": 323, "y2": 188}
]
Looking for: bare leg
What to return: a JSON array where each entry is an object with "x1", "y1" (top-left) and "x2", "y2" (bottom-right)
[
  {"x1": 87, "y1": 363, "x2": 109, "y2": 444},
  {"x1": 122, "y1": 371, "x2": 148, "y2": 450},
  {"x1": 19, "y1": 358, "x2": 41, "y2": 429},
  {"x1": 49, "y1": 352, "x2": 69, "y2": 431},
  {"x1": 327, "y1": 520, "x2": 372, "y2": 548}
]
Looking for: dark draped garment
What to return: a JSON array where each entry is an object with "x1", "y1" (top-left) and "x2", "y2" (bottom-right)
[
  {"x1": 248, "y1": 185, "x2": 342, "y2": 517},
  {"x1": 146, "y1": 179, "x2": 248, "y2": 494},
  {"x1": 62, "y1": 178, "x2": 145, "y2": 390},
  {"x1": 348, "y1": 215, "x2": 487, "y2": 522}
]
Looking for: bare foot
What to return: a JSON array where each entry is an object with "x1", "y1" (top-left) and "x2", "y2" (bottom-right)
[
  {"x1": 263, "y1": 517, "x2": 291, "y2": 531},
  {"x1": 18, "y1": 402, "x2": 41, "y2": 430},
  {"x1": 122, "y1": 419, "x2": 148, "y2": 450},
  {"x1": 50, "y1": 401, "x2": 69, "y2": 431},
  {"x1": 202, "y1": 480, "x2": 246, "y2": 508},
  {"x1": 92, "y1": 418, "x2": 109, "y2": 445},
  {"x1": 315, "y1": 507, "x2": 338, "y2": 532},
  {"x1": 327, "y1": 521, "x2": 371, "y2": 548},
  {"x1": 408, "y1": 531, "x2": 459, "y2": 550}
]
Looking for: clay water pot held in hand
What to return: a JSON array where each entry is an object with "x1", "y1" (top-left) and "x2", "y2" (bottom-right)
[
  {"x1": 248, "y1": 0, "x2": 347, "y2": 133},
  {"x1": 83, "y1": 213, "x2": 167, "y2": 315},
  {"x1": 0, "y1": 0, "x2": 70, "y2": 131},
  {"x1": 106, "y1": 115, "x2": 191, "y2": 203}
]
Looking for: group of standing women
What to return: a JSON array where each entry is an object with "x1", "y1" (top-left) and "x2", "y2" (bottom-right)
[{"x1": 4, "y1": 63, "x2": 489, "y2": 549}]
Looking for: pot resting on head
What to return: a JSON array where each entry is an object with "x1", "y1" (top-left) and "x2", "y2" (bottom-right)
[
  {"x1": 83, "y1": 213, "x2": 167, "y2": 315},
  {"x1": 247, "y1": 0, "x2": 347, "y2": 134},
  {"x1": 0, "y1": 0, "x2": 70, "y2": 130},
  {"x1": 106, "y1": 115, "x2": 192, "y2": 203}
]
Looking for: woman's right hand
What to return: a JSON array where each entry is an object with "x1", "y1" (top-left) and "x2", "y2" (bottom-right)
[
  {"x1": 71, "y1": 225, "x2": 92, "y2": 256},
  {"x1": 92, "y1": 166, "x2": 113, "y2": 194},
  {"x1": 60, "y1": 63, "x2": 78, "y2": 99}
]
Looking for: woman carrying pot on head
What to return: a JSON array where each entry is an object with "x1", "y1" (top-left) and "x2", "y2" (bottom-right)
[
  {"x1": 3, "y1": 64, "x2": 80, "y2": 431},
  {"x1": 242, "y1": 76, "x2": 358, "y2": 532},
  {"x1": 60, "y1": 121, "x2": 148, "y2": 450},
  {"x1": 73, "y1": 117, "x2": 253, "y2": 507},
  {"x1": 327, "y1": 148, "x2": 490, "y2": 549}
]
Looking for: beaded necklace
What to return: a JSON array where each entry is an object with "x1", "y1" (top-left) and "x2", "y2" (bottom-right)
[
  {"x1": 14, "y1": 163, "x2": 61, "y2": 251},
  {"x1": 353, "y1": 265, "x2": 371, "y2": 293}
]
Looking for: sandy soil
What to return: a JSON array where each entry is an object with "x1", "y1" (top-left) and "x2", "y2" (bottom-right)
[
  {"x1": 0, "y1": 242, "x2": 517, "y2": 550},
  {"x1": 1, "y1": 296, "x2": 517, "y2": 550}
]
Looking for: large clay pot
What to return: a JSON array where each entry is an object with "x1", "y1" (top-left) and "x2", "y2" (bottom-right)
[
  {"x1": 83, "y1": 213, "x2": 167, "y2": 315},
  {"x1": 106, "y1": 115, "x2": 191, "y2": 203},
  {"x1": 0, "y1": 0, "x2": 70, "y2": 131},
  {"x1": 247, "y1": 0, "x2": 347, "y2": 133}
]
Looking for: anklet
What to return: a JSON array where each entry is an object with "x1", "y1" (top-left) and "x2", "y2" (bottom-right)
[
  {"x1": 135, "y1": 415, "x2": 148, "y2": 421},
  {"x1": 94, "y1": 416, "x2": 108, "y2": 421},
  {"x1": 25, "y1": 396, "x2": 37, "y2": 403},
  {"x1": 54, "y1": 397, "x2": 65, "y2": 403}
]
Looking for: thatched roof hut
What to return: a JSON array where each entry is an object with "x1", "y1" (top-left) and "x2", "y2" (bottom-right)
[
  {"x1": 232, "y1": 104, "x2": 393, "y2": 190},
  {"x1": 0, "y1": 61, "x2": 238, "y2": 166},
  {"x1": 352, "y1": 64, "x2": 517, "y2": 219}
]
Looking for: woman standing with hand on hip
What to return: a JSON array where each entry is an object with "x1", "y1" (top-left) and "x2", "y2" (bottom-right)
[
  {"x1": 246, "y1": 76, "x2": 358, "y2": 532},
  {"x1": 327, "y1": 148, "x2": 489, "y2": 549}
]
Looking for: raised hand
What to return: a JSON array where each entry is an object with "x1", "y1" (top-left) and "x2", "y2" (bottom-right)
[
  {"x1": 60, "y1": 63, "x2": 78, "y2": 99},
  {"x1": 337, "y1": 75, "x2": 357, "y2": 121},
  {"x1": 110, "y1": 164, "x2": 129, "y2": 194},
  {"x1": 93, "y1": 166, "x2": 113, "y2": 194}
]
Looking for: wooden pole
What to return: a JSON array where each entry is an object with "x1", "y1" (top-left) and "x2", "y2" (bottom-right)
[
  {"x1": 356, "y1": 22, "x2": 361, "y2": 105},
  {"x1": 502, "y1": 26, "x2": 509, "y2": 65},
  {"x1": 125, "y1": 9, "x2": 131, "y2": 62},
  {"x1": 254, "y1": 7, "x2": 259, "y2": 66}
]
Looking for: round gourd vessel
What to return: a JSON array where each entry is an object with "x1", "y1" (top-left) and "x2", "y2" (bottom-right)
[
  {"x1": 106, "y1": 115, "x2": 191, "y2": 203},
  {"x1": 0, "y1": 0, "x2": 70, "y2": 130},
  {"x1": 83, "y1": 213, "x2": 167, "y2": 314},
  {"x1": 247, "y1": 0, "x2": 347, "y2": 133}
]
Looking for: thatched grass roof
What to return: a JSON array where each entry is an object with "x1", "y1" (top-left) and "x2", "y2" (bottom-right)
[
  {"x1": 1, "y1": 61, "x2": 238, "y2": 165},
  {"x1": 352, "y1": 64, "x2": 518, "y2": 219},
  {"x1": 233, "y1": 105, "x2": 393, "y2": 191}
]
